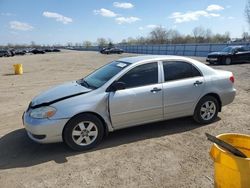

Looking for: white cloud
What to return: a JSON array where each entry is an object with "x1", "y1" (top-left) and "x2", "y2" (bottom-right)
[
  {"x1": 139, "y1": 24, "x2": 162, "y2": 30},
  {"x1": 206, "y1": 4, "x2": 224, "y2": 11},
  {"x1": 1, "y1": 12, "x2": 14, "y2": 16},
  {"x1": 43, "y1": 11, "x2": 73, "y2": 24},
  {"x1": 169, "y1": 4, "x2": 224, "y2": 24},
  {"x1": 113, "y1": 2, "x2": 134, "y2": 9},
  {"x1": 146, "y1": 24, "x2": 158, "y2": 29},
  {"x1": 9, "y1": 21, "x2": 34, "y2": 31},
  {"x1": 115, "y1": 16, "x2": 140, "y2": 24},
  {"x1": 228, "y1": 16, "x2": 235, "y2": 20},
  {"x1": 93, "y1": 8, "x2": 117, "y2": 17},
  {"x1": 169, "y1": 10, "x2": 220, "y2": 23}
]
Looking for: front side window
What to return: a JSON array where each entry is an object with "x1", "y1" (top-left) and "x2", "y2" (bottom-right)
[
  {"x1": 163, "y1": 61, "x2": 201, "y2": 82},
  {"x1": 118, "y1": 62, "x2": 158, "y2": 88}
]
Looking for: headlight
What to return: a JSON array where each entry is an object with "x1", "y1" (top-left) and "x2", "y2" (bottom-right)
[{"x1": 30, "y1": 106, "x2": 57, "y2": 119}]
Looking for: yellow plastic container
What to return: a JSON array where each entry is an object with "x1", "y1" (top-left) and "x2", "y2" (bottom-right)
[
  {"x1": 13, "y1": 64, "x2": 23, "y2": 75},
  {"x1": 210, "y1": 133, "x2": 250, "y2": 188}
]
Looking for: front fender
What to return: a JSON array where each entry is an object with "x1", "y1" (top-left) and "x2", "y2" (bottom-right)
[{"x1": 49, "y1": 91, "x2": 114, "y2": 132}]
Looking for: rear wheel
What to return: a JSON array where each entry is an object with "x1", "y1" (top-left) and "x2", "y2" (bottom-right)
[
  {"x1": 224, "y1": 57, "x2": 232, "y2": 65},
  {"x1": 63, "y1": 114, "x2": 104, "y2": 151},
  {"x1": 194, "y1": 96, "x2": 219, "y2": 124}
]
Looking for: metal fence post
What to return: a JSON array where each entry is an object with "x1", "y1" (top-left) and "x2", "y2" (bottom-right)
[
  {"x1": 209, "y1": 44, "x2": 212, "y2": 53},
  {"x1": 194, "y1": 44, "x2": 197, "y2": 56}
]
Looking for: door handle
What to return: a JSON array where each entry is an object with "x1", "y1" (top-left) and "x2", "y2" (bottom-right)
[
  {"x1": 150, "y1": 87, "x2": 162, "y2": 93},
  {"x1": 194, "y1": 81, "x2": 203, "y2": 86}
]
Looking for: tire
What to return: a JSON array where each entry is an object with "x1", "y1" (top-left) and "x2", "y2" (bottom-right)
[
  {"x1": 224, "y1": 57, "x2": 232, "y2": 65},
  {"x1": 63, "y1": 114, "x2": 104, "y2": 151},
  {"x1": 193, "y1": 96, "x2": 219, "y2": 124}
]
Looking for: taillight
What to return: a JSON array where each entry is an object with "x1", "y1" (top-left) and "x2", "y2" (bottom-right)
[{"x1": 230, "y1": 75, "x2": 234, "y2": 83}]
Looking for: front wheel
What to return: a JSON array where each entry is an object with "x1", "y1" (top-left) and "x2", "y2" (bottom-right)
[
  {"x1": 193, "y1": 96, "x2": 219, "y2": 124},
  {"x1": 63, "y1": 114, "x2": 104, "y2": 151}
]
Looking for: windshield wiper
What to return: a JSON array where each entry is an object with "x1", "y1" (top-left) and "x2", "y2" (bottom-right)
[
  {"x1": 82, "y1": 80, "x2": 90, "y2": 88},
  {"x1": 78, "y1": 79, "x2": 97, "y2": 89}
]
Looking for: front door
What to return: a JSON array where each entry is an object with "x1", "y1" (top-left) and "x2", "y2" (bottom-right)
[{"x1": 109, "y1": 62, "x2": 163, "y2": 129}]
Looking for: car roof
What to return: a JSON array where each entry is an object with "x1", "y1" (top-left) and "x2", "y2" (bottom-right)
[
  {"x1": 227, "y1": 46, "x2": 244, "y2": 49},
  {"x1": 118, "y1": 55, "x2": 196, "y2": 64},
  {"x1": 118, "y1": 55, "x2": 216, "y2": 76}
]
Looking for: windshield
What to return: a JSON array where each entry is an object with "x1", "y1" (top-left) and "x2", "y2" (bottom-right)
[
  {"x1": 77, "y1": 61, "x2": 130, "y2": 89},
  {"x1": 221, "y1": 47, "x2": 234, "y2": 53}
]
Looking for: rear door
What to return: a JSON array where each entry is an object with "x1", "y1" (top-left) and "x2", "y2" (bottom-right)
[
  {"x1": 109, "y1": 62, "x2": 163, "y2": 129},
  {"x1": 162, "y1": 61, "x2": 205, "y2": 119}
]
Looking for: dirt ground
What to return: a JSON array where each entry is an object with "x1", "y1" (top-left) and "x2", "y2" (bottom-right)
[{"x1": 0, "y1": 50, "x2": 249, "y2": 188}]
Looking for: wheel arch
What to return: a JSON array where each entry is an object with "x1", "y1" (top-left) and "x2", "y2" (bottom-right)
[
  {"x1": 199, "y1": 93, "x2": 222, "y2": 112},
  {"x1": 62, "y1": 111, "x2": 109, "y2": 141}
]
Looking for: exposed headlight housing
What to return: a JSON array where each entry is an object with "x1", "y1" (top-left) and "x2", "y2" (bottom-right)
[{"x1": 30, "y1": 106, "x2": 57, "y2": 119}]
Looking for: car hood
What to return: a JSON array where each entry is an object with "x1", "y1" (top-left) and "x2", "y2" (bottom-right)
[
  {"x1": 208, "y1": 51, "x2": 230, "y2": 56},
  {"x1": 31, "y1": 81, "x2": 92, "y2": 108}
]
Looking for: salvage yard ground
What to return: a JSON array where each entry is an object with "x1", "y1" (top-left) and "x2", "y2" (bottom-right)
[{"x1": 0, "y1": 50, "x2": 250, "y2": 188}]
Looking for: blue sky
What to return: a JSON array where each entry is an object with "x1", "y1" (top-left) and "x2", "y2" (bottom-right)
[{"x1": 0, "y1": 0, "x2": 248, "y2": 45}]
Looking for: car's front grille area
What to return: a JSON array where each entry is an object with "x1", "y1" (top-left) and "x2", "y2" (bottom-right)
[{"x1": 208, "y1": 55, "x2": 219, "y2": 58}]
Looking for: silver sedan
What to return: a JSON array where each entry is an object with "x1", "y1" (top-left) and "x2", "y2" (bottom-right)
[{"x1": 23, "y1": 55, "x2": 236, "y2": 150}]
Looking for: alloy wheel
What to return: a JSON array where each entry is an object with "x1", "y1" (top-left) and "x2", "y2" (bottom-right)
[
  {"x1": 200, "y1": 101, "x2": 216, "y2": 121},
  {"x1": 72, "y1": 121, "x2": 98, "y2": 146}
]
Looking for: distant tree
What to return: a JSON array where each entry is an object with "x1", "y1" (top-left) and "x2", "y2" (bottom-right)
[
  {"x1": 67, "y1": 42, "x2": 73, "y2": 47},
  {"x1": 126, "y1": 37, "x2": 137, "y2": 45},
  {"x1": 192, "y1": 26, "x2": 206, "y2": 43},
  {"x1": 97, "y1": 38, "x2": 108, "y2": 48},
  {"x1": 167, "y1": 29, "x2": 181, "y2": 44},
  {"x1": 30, "y1": 41, "x2": 36, "y2": 48},
  {"x1": 83, "y1": 41, "x2": 92, "y2": 48},
  {"x1": 136, "y1": 36, "x2": 148, "y2": 44},
  {"x1": 75, "y1": 43, "x2": 81, "y2": 47},
  {"x1": 149, "y1": 26, "x2": 168, "y2": 44},
  {"x1": 205, "y1": 29, "x2": 213, "y2": 43},
  {"x1": 107, "y1": 38, "x2": 114, "y2": 48},
  {"x1": 242, "y1": 32, "x2": 250, "y2": 41},
  {"x1": 121, "y1": 39, "x2": 127, "y2": 44}
]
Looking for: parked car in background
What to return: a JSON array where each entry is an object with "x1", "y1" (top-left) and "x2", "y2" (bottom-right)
[
  {"x1": 206, "y1": 46, "x2": 250, "y2": 65},
  {"x1": 44, "y1": 48, "x2": 53, "y2": 52},
  {"x1": 43, "y1": 48, "x2": 60, "y2": 52},
  {"x1": 23, "y1": 55, "x2": 236, "y2": 150},
  {"x1": 0, "y1": 50, "x2": 14, "y2": 57},
  {"x1": 52, "y1": 48, "x2": 61, "y2": 52},
  {"x1": 31, "y1": 49, "x2": 45, "y2": 54},
  {"x1": 100, "y1": 47, "x2": 124, "y2": 54},
  {"x1": 13, "y1": 50, "x2": 26, "y2": 55}
]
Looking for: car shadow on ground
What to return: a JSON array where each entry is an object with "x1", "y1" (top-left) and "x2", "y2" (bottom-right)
[
  {"x1": 0, "y1": 117, "x2": 218, "y2": 170},
  {"x1": 2, "y1": 73, "x2": 16, "y2": 76}
]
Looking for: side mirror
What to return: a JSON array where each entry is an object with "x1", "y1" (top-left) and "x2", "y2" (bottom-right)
[
  {"x1": 106, "y1": 82, "x2": 126, "y2": 92},
  {"x1": 233, "y1": 49, "x2": 238, "y2": 54}
]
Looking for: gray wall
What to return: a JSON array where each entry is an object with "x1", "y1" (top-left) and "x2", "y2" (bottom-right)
[
  {"x1": 70, "y1": 42, "x2": 250, "y2": 57},
  {"x1": 117, "y1": 43, "x2": 250, "y2": 57}
]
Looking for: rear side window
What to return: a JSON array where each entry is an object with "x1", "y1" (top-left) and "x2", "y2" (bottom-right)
[
  {"x1": 118, "y1": 62, "x2": 158, "y2": 88},
  {"x1": 163, "y1": 61, "x2": 201, "y2": 82}
]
